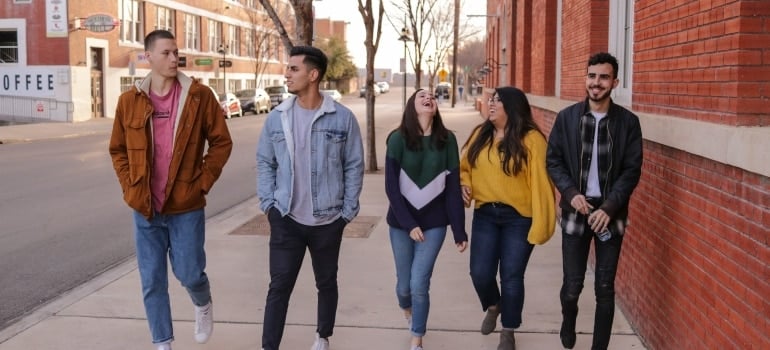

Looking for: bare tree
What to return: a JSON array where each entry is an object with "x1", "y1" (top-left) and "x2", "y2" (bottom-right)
[
  {"x1": 388, "y1": 0, "x2": 440, "y2": 89},
  {"x1": 357, "y1": 0, "x2": 385, "y2": 171},
  {"x1": 451, "y1": 37, "x2": 486, "y2": 95},
  {"x1": 426, "y1": 0, "x2": 480, "y2": 93},
  {"x1": 246, "y1": 6, "x2": 281, "y2": 87},
  {"x1": 259, "y1": 0, "x2": 314, "y2": 50}
]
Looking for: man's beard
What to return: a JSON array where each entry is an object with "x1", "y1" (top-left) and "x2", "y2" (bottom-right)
[{"x1": 587, "y1": 86, "x2": 612, "y2": 102}]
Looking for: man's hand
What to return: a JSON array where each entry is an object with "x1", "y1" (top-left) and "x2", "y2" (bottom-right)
[
  {"x1": 570, "y1": 195, "x2": 593, "y2": 215},
  {"x1": 588, "y1": 209, "x2": 610, "y2": 233},
  {"x1": 456, "y1": 241, "x2": 468, "y2": 253}
]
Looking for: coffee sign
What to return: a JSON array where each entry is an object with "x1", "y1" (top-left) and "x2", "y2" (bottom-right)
[{"x1": 82, "y1": 14, "x2": 118, "y2": 33}]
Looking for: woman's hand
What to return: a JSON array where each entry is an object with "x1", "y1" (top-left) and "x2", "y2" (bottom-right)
[
  {"x1": 462, "y1": 186, "x2": 472, "y2": 207},
  {"x1": 409, "y1": 227, "x2": 425, "y2": 242}
]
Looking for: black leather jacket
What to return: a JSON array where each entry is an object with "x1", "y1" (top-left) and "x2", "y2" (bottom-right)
[{"x1": 546, "y1": 98, "x2": 643, "y2": 220}]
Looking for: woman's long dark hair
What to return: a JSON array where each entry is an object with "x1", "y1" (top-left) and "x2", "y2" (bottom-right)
[
  {"x1": 389, "y1": 89, "x2": 449, "y2": 151},
  {"x1": 462, "y1": 86, "x2": 542, "y2": 176}
]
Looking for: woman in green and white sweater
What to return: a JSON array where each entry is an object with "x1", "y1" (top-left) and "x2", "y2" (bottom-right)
[{"x1": 385, "y1": 89, "x2": 468, "y2": 350}]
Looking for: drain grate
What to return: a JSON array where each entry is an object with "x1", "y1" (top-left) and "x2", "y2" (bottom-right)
[{"x1": 229, "y1": 215, "x2": 381, "y2": 238}]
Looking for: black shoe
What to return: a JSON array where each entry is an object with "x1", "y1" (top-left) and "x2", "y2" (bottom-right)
[{"x1": 560, "y1": 319, "x2": 576, "y2": 349}]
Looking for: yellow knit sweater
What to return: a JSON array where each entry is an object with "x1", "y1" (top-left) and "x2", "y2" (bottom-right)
[{"x1": 460, "y1": 130, "x2": 556, "y2": 244}]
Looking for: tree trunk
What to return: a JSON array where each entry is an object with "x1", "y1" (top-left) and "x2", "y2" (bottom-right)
[{"x1": 291, "y1": 0, "x2": 314, "y2": 45}]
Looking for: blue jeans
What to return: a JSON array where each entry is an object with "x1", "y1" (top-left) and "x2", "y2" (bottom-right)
[
  {"x1": 262, "y1": 208, "x2": 346, "y2": 350},
  {"x1": 469, "y1": 203, "x2": 534, "y2": 329},
  {"x1": 389, "y1": 226, "x2": 447, "y2": 337},
  {"x1": 133, "y1": 209, "x2": 211, "y2": 344}
]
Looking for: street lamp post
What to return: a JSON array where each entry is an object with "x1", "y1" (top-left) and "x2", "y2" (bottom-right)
[
  {"x1": 398, "y1": 27, "x2": 412, "y2": 109},
  {"x1": 217, "y1": 44, "x2": 228, "y2": 95}
]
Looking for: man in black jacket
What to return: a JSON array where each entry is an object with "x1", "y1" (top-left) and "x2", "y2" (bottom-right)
[{"x1": 546, "y1": 52, "x2": 643, "y2": 350}]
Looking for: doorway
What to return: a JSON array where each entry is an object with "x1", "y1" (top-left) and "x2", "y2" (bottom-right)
[{"x1": 90, "y1": 47, "x2": 104, "y2": 118}]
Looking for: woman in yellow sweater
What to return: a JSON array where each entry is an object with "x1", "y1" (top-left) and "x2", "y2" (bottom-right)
[{"x1": 460, "y1": 86, "x2": 556, "y2": 350}]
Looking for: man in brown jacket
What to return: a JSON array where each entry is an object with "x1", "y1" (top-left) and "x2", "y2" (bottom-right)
[{"x1": 108, "y1": 30, "x2": 232, "y2": 350}]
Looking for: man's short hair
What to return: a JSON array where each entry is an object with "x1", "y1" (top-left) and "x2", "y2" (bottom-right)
[
  {"x1": 290, "y1": 46, "x2": 329, "y2": 82},
  {"x1": 587, "y1": 52, "x2": 619, "y2": 79},
  {"x1": 145, "y1": 30, "x2": 175, "y2": 51}
]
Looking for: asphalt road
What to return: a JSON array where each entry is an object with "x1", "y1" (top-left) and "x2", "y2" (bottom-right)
[{"x1": 0, "y1": 86, "x2": 410, "y2": 330}]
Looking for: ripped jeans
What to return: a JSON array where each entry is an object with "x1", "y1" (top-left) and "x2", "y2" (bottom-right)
[{"x1": 560, "y1": 229, "x2": 623, "y2": 350}]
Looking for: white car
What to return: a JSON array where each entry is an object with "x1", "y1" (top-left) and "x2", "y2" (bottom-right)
[
  {"x1": 322, "y1": 89, "x2": 342, "y2": 102},
  {"x1": 218, "y1": 92, "x2": 243, "y2": 118},
  {"x1": 376, "y1": 82, "x2": 390, "y2": 93}
]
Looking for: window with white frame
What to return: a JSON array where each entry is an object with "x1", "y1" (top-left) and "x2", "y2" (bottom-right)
[
  {"x1": 119, "y1": 0, "x2": 143, "y2": 43},
  {"x1": 0, "y1": 30, "x2": 18, "y2": 63},
  {"x1": 609, "y1": 0, "x2": 634, "y2": 106},
  {"x1": 184, "y1": 14, "x2": 199, "y2": 50},
  {"x1": 245, "y1": 0, "x2": 255, "y2": 8},
  {"x1": 156, "y1": 7, "x2": 174, "y2": 32},
  {"x1": 245, "y1": 29, "x2": 256, "y2": 58},
  {"x1": 120, "y1": 76, "x2": 142, "y2": 92},
  {"x1": 208, "y1": 20, "x2": 222, "y2": 52},
  {"x1": 228, "y1": 26, "x2": 240, "y2": 56}
]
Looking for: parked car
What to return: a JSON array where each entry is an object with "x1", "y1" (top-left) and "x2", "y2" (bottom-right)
[
  {"x1": 235, "y1": 88, "x2": 270, "y2": 114},
  {"x1": 218, "y1": 92, "x2": 242, "y2": 118},
  {"x1": 359, "y1": 84, "x2": 382, "y2": 97},
  {"x1": 265, "y1": 85, "x2": 293, "y2": 109},
  {"x1": 322, "y1": 89, "x2": 342, "y2": 102},
  {"x1": 434, "y1": 82, "x2": 452, "y2": 100},
  {"x1": 376, "y1": 81, "x2": 390, "y2": 93}
]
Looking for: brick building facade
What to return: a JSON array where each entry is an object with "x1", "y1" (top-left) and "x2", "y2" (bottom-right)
[
  {"x1": 0, "y1": 0, "x2": 293, "y2": 122},
  {"x1": 483, "y1": 0, "x2": 769, "y2": 349}
]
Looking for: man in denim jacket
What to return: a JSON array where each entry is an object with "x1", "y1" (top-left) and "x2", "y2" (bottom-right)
[{"x1": 256, "y1": 46, "x2": 364, "y2": 350}]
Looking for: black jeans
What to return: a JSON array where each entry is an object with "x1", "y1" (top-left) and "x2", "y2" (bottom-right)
[
  {"x1": 262, "y1": 208, "x2": 346, "y2": 350},
  {"x1": 560, "y1": 222, "x2": 624, "y2": 350}
]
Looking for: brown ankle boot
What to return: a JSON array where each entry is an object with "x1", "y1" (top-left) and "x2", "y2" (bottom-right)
[{"x1": 497, "y1": 329, "x2": 516, "y2": 350}]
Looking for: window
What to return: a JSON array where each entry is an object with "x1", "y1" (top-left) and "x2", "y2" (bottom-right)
[
  {"x1": 245, "y1": 29, "x2": 256, "y2": 58},
  {"x1": 120, "y1": 76, "x2": 142, "y2": 92},
  {"x1": 184, "y1": 14, "x2": 199, "y2": 50},
  {"x1": 245, "y1": 80, "x2": 256, "y2": 89},
  {"x1": 208, "y1": 78, "x2": 223, "y2": 93},
  {"x1": 208, "y1": 20, "x2": 222, "y2": 52},
  {"x1": 119, "y1": 0, "x2": 143, "y2": 43},
  {"x1": 156, "y1": 7, "x2": 174, "y2": 32},
  {"x1": 228, "y1": 26, "x2": 240, "y2": 56},
  {"x1": 609, "y1": 0, "x2": 634, "y2": 106},
  {"x1": 0, "y1": 30, "x2": 18, "y2": 63},
  {"x1": 245, "y1": 0, "x2": 255, "y2": 8},
  {"x1": 229, "y1": 80, "x2": 240, "y2": 93}
]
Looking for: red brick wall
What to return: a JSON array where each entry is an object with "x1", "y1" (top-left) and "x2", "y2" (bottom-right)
[
  {"x1": 617, "y1": 141, "x2": 770, "y2": 349},
  {"x1": 0, "y1": 0, "x2": 69, "y2": 65},
  {"x1": 559, "y1": 0, "x2": 610, "y2": 101},
  {"x1": 514, "y1": 0, "x2": 531, "y2": 91},
  {"x1": 530, "y1": 0, "x2": 557, "y2": 95},
  {"x1": 634, "y1": 0, "x2": 770, "y2": 126}
]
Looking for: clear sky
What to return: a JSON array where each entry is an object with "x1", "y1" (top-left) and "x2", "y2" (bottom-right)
[{"x1": 314, "y1": 0, "x2": 487, "y2": 73}]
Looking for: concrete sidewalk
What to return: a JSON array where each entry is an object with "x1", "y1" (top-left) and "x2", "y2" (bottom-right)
[
  {"x1": 0, "y1": 118, "x2": 114, "y2": 144},
  {"x1": 0, "y1": 107, "x2": 647, "y2": 349}
]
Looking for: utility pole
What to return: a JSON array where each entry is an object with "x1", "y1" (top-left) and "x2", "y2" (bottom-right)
[{"x1": 451, "y1": 0, "x2": 459, "y2": 107}]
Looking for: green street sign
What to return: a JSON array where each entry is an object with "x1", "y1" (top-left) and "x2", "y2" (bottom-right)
[{"x1": 194, "y1": 58, "x2": 213, "y2": 66}]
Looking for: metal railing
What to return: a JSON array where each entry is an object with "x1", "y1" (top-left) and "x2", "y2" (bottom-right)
[{"x1": 0, "y1": 95, "x2": 74, "y2": 123}]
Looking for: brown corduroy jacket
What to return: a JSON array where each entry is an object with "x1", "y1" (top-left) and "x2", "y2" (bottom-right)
[{"x1": 109, "y1": 73, "x2": 232, "y2": 219}]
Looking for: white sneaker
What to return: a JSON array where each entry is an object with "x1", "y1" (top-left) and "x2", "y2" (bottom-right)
[
  {"x1": 156, "y1": 343, "x2": 171, "y2": 350},
  {"x1": 310, "y1": 333, "x2": 330, "y2": 350},
  {"x1": 194, "y1": 301, "x2": 213, "y2": 344}
]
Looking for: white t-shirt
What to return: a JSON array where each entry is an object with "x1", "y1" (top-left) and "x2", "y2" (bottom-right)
[{"x1": 585, "y1": 112, "x2": 606, "y2": 198}]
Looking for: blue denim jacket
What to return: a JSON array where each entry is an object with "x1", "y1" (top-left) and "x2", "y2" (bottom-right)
[{"x1": 256, "y1": 94, "x2": 364, "y2": 222}]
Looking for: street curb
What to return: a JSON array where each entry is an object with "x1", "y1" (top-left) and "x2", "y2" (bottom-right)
[{"x1": 0, "y1": 196, "x2": 260, "y2": 344}]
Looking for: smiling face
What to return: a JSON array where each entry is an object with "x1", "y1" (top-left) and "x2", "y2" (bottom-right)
[
  {"x1": 585, "y1": 62, "x2": 618, "y2": 103},
  {"x1": 145, "y1": 38, "x2": 178, "y2": 79},
  {"x1": 414, "y1": 89, "x2": 437, "y2": 116},
  {"x1": 487, "y1": 93, "x2": 508, "y2": 128}
]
